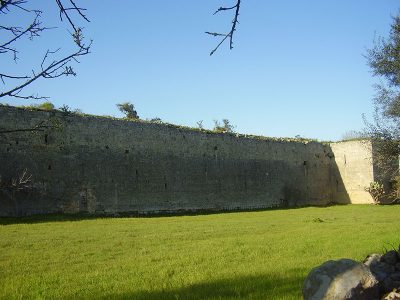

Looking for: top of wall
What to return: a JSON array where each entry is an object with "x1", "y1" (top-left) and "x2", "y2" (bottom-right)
[
  {"x1": 0, "y1": 104, "x2": 369, "y2": 147},
  {"x1": 0, "y1": 104, "x2": 321, "y2": 143}
]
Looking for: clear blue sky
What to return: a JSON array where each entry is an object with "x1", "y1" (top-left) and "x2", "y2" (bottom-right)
[{"x1": 2, "y1": 1, "x2": 399, "y2": 141}]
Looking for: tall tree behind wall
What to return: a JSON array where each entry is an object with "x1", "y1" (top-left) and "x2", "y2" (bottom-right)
[{"x1": 365, "y1": 14, "x2": 400, "y2": 199}]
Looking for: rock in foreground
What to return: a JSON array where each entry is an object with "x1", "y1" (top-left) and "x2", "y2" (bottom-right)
[{"x1": 303, "y1": 258, "x2": 380, "y2": 300}]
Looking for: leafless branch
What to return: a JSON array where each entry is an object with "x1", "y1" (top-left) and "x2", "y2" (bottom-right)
[
  {"x1": 56, "y1": 0, "x2": 89, "y2": 30},
  {"x1": 0, "y1": 1, "x2": 47, "y2": 61},
  {"x1": 213, "y1": 5, "x2": 238, "y2": 15},
  {"x1": 0, "y1": 118, "x2": 59, "y2": 134},
  {"x1": 0, "y1": 11, "x2": 48, "y2": 58},
  {"x1": 206, "y1": 0, "x2": 242, "y2": 56},
  {"x1": 0, "y1": 41, "x2": 90, "y2": 99},
  {"x1": 0, "y1": 0, "x2": 28, "y2": 14},
  {"x1": 0, "y1": 169, "x2": 33, "y2": 192},
  {"x1": 7, "y1": 91, "x2": 49, "y2": 100},
  {"x1": 0, "y1": 0, "x2": 91, "y2": 100},
  {"x1": 11, "y1": 169, "x2": 32, "y2": 191},
  {"x1": 0, "y1": 73, "x2": 29, "y2": 84}
]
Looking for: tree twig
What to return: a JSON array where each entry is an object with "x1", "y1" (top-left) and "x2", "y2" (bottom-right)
[
  {"x1": 0, "y1": 0, "x2": 91, "y2": 100},
  {"x1": 206, "y1": 0, "x2": 242, "y2": 56}
]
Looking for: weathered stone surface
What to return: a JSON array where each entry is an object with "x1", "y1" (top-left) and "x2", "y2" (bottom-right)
[
  {"x1": 329, "y1": 141, "x2": 377, "y2": 204},
  {"x1": 1, "y1": 106, "x2": 379, "y2": 217},
  {"x1": 363, "y1": 253, "x2": 381, "y2": 267},
  {"x1": 383, "y1": 277, "x2": 400, "y2": 293},
  {"x1": 396, "y1": 263, "x2": 400, "y2": 271},
  {"x1": 303, "y1": 259, "x2": 380, "y2": 300},
  {"x1": 392, "y1": 273, "x2": 400, "y2": 282},
  {"x1": 370, "y1": 261, "x2": 396, "y2": 281}
]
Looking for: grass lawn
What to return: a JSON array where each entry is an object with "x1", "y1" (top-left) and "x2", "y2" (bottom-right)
[{"x1": 1, "y1": 205, "x2": 400, "y2": 299}]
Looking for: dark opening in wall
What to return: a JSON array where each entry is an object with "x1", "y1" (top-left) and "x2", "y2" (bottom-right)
[
  {"x1": 15, "y1": 140, "x2": 18, "y2": 145},
  {"x1": 125, "y1": 149, "x2": 129, "y2": 154},
  {"x1": 44, "y1": 134, "x2": 48, "y2": 144},
  {"x1": 214, "y1": 146, "x2": 218, "y2": 151},
  {"x1": 105, "y1": 145, "x2": 109, "y2": 149},
  {"x1": 303, "y1": 161, "x2": 307, "y2": 166},
  {"x1": 135, "y1": 169, "x2": 138, "y2": 176},
  {"x1": 48, "y1": 165, "x2": 52, "y2": 170},
  {"x1": 164, "y1": 183, "x2": 167, "y2": 190},
  {"x1": 81, "y1": 194, "x2": 87, "y2": 211}
]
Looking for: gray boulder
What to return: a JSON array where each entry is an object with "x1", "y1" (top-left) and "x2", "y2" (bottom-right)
[
  {"x1": 396, "y1": 263, "x2": 400, "y2": 271},
  {"x1": 363, "y1": 253, "x2": 381, "y2": 268},
  {"x1": 383, "y1": 277, "x2": 400, "y2": 293},
  {"x1": 303, "y1": 259, "x2": 380, "y2": 300},
  {"x1": 382, "y1": 250, "x2": 399, "y2": 265},
  {"x1": 392, "y1": 273, "x2": 400, "y2": 282},
  {"x1": 370, "y1": 261, "x2": 396, "y2": 281}
]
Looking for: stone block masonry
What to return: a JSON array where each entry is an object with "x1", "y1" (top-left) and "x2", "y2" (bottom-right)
[
  {"x1": 330, "y1": 141, "x2": 375, "y2": 204},
  {"x1": 0, "y1": 106, "x2": 376, "y2": 216}
]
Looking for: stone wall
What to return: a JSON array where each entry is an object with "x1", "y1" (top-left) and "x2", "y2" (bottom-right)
[
  {"x1": 330, "y1": 140, "x2": 375, "y2": 204},
  {"x1": 0, "y1": 106, "x2": 375, "y2": 216}
]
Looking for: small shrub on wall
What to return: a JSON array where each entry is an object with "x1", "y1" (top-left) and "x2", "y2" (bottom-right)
[
  {"x1": 116, "y1": 102, "x2": 139, "y2": 119},
  {"x1": 213, "y1": 119, "x2": 235, "y2": 133},
  {"x1": 366, "y1": 179, "x2": 400, "y2": 205},
  {"x1": 365, "y1": 182, "x2": 385, "y2": 204}
]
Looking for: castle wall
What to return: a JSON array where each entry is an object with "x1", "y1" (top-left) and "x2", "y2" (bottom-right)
[
  {"x1": 330, "y1": 141, "x2": 374, "y2": 204},
  {"x1": 0, "y1": 106, "x2": 373, "y2": 216}
]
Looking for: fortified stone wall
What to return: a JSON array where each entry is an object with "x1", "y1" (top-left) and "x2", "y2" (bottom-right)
[
  {"x1": 0, "y1": 106, "x2": 373, "y2": 216},
  {"x1": 330, "y1": 141, "x2": 374, "y2": 204}
]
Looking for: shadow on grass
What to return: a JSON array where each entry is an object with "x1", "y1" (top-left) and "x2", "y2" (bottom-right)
[
  {"x1": 0, "y1": 213, "x2": 103, "y2": 225},
  {"x1": 97, "y1": 272, "x2": 306, "y2": 300},
  {"x1": 0, "y1": 203, "x2": 349, "y2": 226}
]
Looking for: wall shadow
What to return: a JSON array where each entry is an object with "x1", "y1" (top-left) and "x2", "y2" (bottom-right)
[
  {"x1": 327, "y1": 144, "x2": 351, "y2": 205},
  {"x1": 0, "y1": 204, "x2": 349, "y2": 225},
  {"x1": 0, "y1": 213, "x2": 105, "y2": 225},
  {"x1": 96, "y1": 271, "x2": 306, "y2": 300}
]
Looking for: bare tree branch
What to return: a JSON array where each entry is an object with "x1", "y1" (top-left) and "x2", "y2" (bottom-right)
[
  {"x1": 55, "y1": 0, "x2": 90, "y2": 31},
  {"x1": 0, "y1": 42, "x2": 90, "y2": 99},
  {"x1": 0, "y1": 118, "x2": 59, "y2": 134},
  {"x1": 206, "y1": 0, "x2": 242, "y2": 56},
  {"x1": 0, "y1": 0, "x2": 28, "y2": 13},
  {"x1": 1, "y1": 11, "x2": 45, "y2": 50},
  {"x1": 0, "y1": 0, "x2": 91, "y2": 100},
  {"x1": 0, "y1": 169, "x2": 33, "y2": 192},
  {"x1": 0, "y1": 73, "x2": 29, "y2": 84}
]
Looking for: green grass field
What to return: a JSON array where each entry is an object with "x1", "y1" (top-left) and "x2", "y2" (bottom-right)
[{"x1": 1, "y1": 205, "x2": 400, "y2": 299}]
